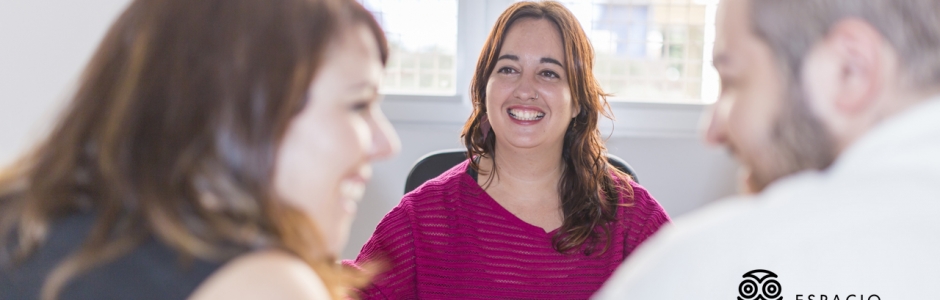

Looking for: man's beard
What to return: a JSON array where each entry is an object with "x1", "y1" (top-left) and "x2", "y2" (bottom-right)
[{"x1": 746, "y1": 80, "x2": 839, "y2": 193}]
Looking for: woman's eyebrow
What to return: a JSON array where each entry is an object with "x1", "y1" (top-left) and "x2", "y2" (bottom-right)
[
  {"x1": 540, "y1": 57, "x2": 563, "y2": 67},
  {"x1": 496, "y1": 54, "x2": 563, "y2": 68}
]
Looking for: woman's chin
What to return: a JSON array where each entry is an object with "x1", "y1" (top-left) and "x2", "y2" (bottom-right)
[{"x1": 497, "y1": 134, "x2": 558, "y2": 151}]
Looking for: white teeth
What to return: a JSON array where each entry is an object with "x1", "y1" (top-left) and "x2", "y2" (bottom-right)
[
  {"x1": 508, "y1": 108, "x2": 545, "y2": 121},
  {"x1": 340, "y1": 181, "x2": 366, "y2": 202}
]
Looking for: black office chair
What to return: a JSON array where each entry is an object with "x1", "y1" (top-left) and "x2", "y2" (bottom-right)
[{"x1": 404, "y1": 149, "x2": 639, "y2": 194}]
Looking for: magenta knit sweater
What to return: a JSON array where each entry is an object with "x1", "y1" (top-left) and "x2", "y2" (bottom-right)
[{"x1": 351, "y1": 160, "x2": 670, "y2": 299}]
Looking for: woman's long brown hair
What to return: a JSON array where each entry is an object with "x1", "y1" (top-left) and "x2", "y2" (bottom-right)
[
  {"x1": 0, "y1": 0, "x2": 387, "y2": 299},
  {"x1": 461, "y1": 1, "x2": 633, "y2": 256}
]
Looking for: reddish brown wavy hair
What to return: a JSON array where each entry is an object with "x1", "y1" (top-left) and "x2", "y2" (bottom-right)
[
  {"x1": 0, "y1": 0, "x2": 386, "y2": 299},
  {"x1": 460, "y1": 1, "x2": 633, "y2": 255}
]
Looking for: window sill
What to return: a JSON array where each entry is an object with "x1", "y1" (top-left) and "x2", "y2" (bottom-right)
[{"x1": 381, "y1": 95, "x2": 707, "y2": 139}]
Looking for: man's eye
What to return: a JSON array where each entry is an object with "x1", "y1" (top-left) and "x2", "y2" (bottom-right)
[{"x1": 351, "y1": 101, "x2": 370, "y2": 112}]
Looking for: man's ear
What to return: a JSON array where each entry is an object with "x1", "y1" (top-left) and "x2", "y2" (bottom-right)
[{"x1": 826, "y1": 18, "x2": 885, "y2": 115}]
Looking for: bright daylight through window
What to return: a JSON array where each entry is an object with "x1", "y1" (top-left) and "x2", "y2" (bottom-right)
[
  {"x1": 362, "y1": 0, "x2": 718, "y2": 104},
  {"x1": 360, "y1": 0, "x2": 458, "y2": 95}
]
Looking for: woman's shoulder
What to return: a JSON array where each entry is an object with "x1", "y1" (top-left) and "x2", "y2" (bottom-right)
[
  {"x1": 624, "y1": 180, "x2": 652, "y2": 204},
  {"x1": 189, "y1": 250, "x2": 331, "y2": 300},
  {"x1": 385, "y1": 158, "x2": 479, "y2": 229},
  {"x1": 611, "y1": 175, "x2": 667, "y2": 214},
  {"x1": 609, "y1": 173, "x2": 645, "y2": 203},
  {"x1": 614, "y1": 177, "x2": 671, "y2": 225},
  {"x1": 402, "y1": 158, "x2": 475, "y2": 204}
]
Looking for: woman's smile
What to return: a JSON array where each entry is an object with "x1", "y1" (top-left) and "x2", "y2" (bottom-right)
[{"x1": 507, "y1": 105, "x2": 546, "y2": 123}]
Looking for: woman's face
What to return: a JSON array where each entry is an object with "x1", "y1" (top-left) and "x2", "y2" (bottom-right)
[
  {"x1": 485, "y1": 17, "x2": 578, "y2": 152},
  {"x1": 274, "y1": 24, "x2": 400, "y2": 255}
]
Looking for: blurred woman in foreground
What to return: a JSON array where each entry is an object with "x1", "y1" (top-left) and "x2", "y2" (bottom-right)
[{"x1": 0, "y1": 0, "x2": 398, "y2": 299}]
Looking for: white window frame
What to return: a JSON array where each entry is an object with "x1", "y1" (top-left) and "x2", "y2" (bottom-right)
[{"x1": 381, "y1": 0, "x2": 716, "y2": 139}]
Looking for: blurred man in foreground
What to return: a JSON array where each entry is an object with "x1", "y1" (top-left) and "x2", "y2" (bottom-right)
[{"x1": 595, "y1": 0, "x2": 940, "y2": 299}]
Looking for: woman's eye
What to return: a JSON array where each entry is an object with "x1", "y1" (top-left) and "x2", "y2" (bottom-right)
[
  {"x1": 540, "y1": 70, "x2": 560, "y2": 79},
  {"x1": 497, "y1": 67, "x2": 516, "y2": 74}
]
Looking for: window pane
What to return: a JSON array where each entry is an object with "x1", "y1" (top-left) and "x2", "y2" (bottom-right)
[
  {"x1": 360, "y1": 0, "x2": 458, "y2": 95},
  {"x1": 517, "y1": 0, "x2": 719, "y2": 104}
]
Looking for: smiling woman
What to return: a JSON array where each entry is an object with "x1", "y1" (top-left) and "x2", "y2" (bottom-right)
[
  {"x1": 348, "y1": 1, "x2": 671, "y2": 299},
  {"x1": 0, "y1": 0, "x2": 399, "y2": 299}
]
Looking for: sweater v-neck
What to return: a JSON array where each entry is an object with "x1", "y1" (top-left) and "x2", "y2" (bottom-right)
[
  {"x1": 463, "y1": 161, "x2": 562, "y2": 236},
  {"x1": 351, "y1": 158, "x2": 671, "y2": 299}
]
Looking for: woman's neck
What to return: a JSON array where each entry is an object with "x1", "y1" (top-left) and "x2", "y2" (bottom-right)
[
  {"x1": 478, "y1": 143, "x2": 565, "y2": 197},
  {"x1": 476, "y1": 143, "x2": 566, "y2": 232}
]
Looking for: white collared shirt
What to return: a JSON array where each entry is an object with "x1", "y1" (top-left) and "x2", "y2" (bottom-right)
[{"x1": 594, "y1": 96, "x2": 940, "y2": 300}]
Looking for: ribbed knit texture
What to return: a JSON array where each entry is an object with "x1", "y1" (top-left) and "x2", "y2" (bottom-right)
[{"x1": 349, "y1": 160, "x2": 670, "y2": 299}]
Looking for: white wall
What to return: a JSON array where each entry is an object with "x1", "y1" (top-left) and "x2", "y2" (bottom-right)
[
  {"x1": 0, "y1": 0, "x2": 132, "y2": 167},
  {"x1": 0, "y1": 0, "x2": 739, "y2": 261}
]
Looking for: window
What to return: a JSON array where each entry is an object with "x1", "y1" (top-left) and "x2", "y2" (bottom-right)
[
  {"x1": 362, "y1": 0, "x2": 719, "y2": 104},
  {"x1": 360, "y1": 0, "x2": 458, "y2": 95},
  {"x1": 526, "y1": 0, "x2": 719, "y2": 104}
]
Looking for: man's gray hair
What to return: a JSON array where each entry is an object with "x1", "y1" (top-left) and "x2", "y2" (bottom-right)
[{"x1": 751, "y1": 0, "x2": 940, "y2": 90}]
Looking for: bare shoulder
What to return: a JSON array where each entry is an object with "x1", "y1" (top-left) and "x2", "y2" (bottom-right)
[{"x1": 189, "y1": 250, "x2": 331, "y2": 300}]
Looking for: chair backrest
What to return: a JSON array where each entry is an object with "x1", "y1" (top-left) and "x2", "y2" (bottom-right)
[{"x1": 404, "y1": 149, "x2": 639, "y2": 194}]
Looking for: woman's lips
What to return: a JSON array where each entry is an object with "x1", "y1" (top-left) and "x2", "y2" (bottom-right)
[
  {"x1": 340, "y1": 166, "x2": 371, "y2": 204},
  {"x1": 339, "y1": 178, "x2": 366, "y2": 214},
  {"x1": 339, "y1": 179, "x2": 366, "y2": 202},
  {"x1": 507, "y1": 106, "x2": 545, "y2": 124}
]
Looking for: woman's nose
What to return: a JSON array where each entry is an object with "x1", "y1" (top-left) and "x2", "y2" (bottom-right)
[
  {"x1": 368, "y1": 109, "x2": 401, "y2": 161},
  {"x1": 512, "y1": 74, "x2": 539, "y2": 101}
]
